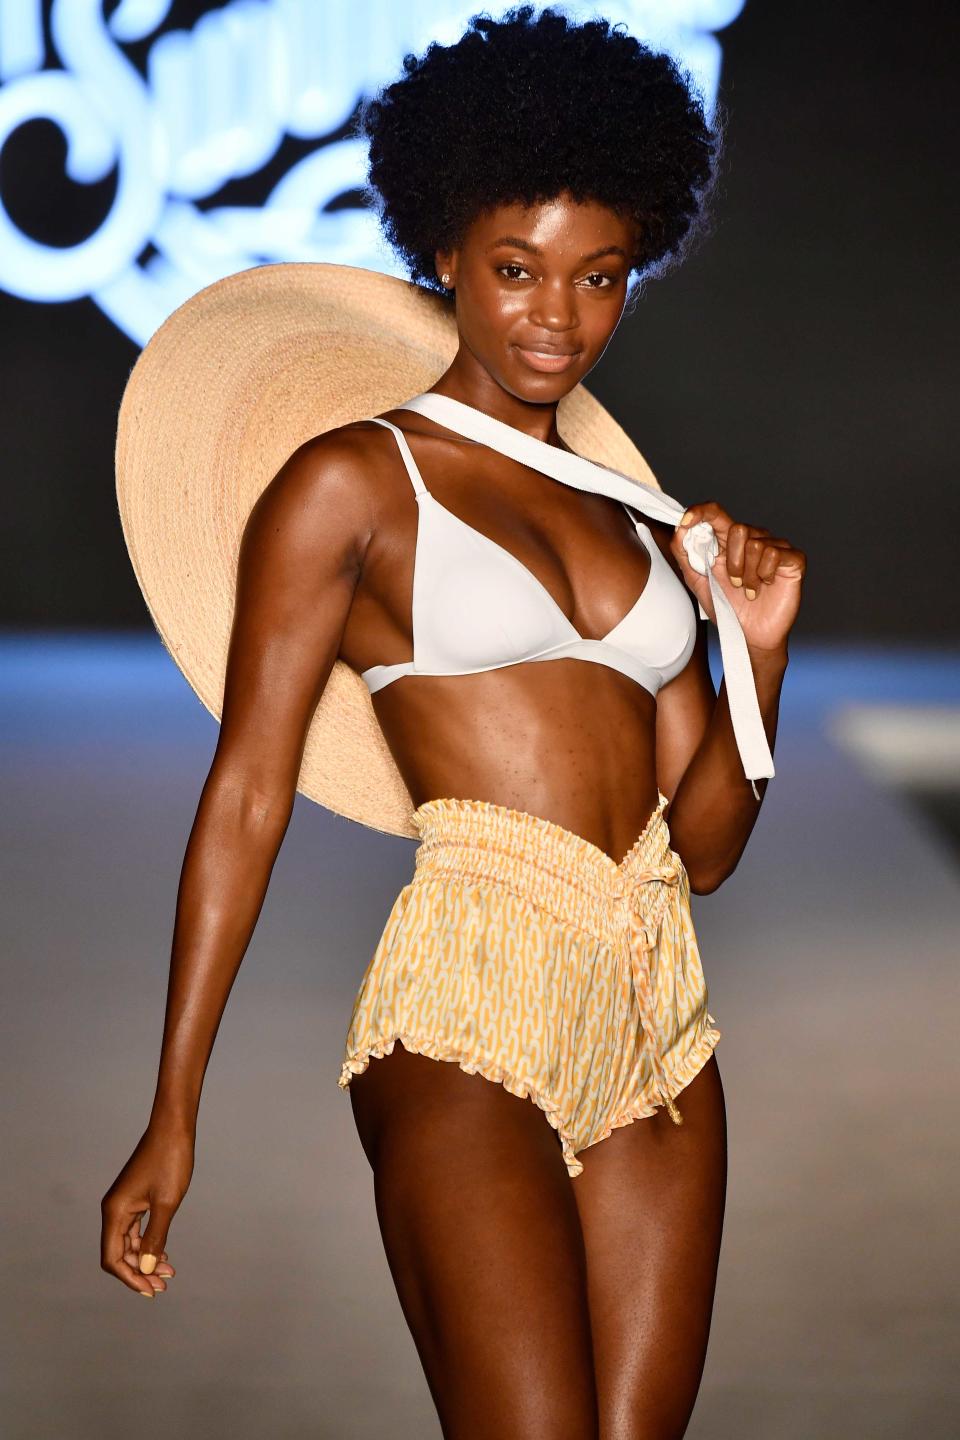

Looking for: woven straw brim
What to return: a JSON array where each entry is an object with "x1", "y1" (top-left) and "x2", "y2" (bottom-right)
[{"x1": 115, "y1": 261, "x2": 662, "y2": 839}]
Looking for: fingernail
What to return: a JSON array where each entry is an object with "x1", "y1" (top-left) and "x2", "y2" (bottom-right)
[
  {"x1": 139, "y1": 1254, "x2": 157, "y2": 1275},
  {"x1": 745, "y1": 587, "x2": 757, "y2": 599},
  {"x1": 140, "y1": 1289, "x2": 155, "y2": 1298},
  {"x1": 730, "y1": 575, "x2": 743, "y2": 587},
  {"x1": 679, "y1": 510, "x2": 694, "y2": 527}
]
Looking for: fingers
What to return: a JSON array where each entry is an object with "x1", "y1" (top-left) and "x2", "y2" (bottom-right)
[
  {"x1": 678, "y1": 500, "x2": 733, "y2": 533},
  {"x1": 725, "y1": 529, "x2": 793, "y2": 599},
  {"x1": 724, "y1": 522, "x2": 750, "y2": 587},
  {"x1": 126, "y1": 1216, "x2": 175, "y2": 1291},
  {"x1": 676, "y1": 505, "x2": 800, "y2": 601},
  {"x1": 127, "y1": 1217, "x2": 175, "y2": 1276},
  {"x1": 101, "y1": 1198, "x2": 158, "y2": 1299},
  {"x1": 138, "y1": 1199, "x2": 178, "y2": 1282},
  {"x1": 101, "y1": 1196, "x2": 177, "y2": 1299},
  {"x1": 125, "y1": 1243, "x2": 174, "y2": 1293}
]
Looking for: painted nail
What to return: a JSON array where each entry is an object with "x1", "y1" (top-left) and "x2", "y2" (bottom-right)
[
  {"x1": 730, "y1": 575, "x2": 743, "y2": 587},
  {"x1": 139, "y1": 1253, "x2": 157, "y2": 1275},
  {"x1": 140, "y1": 1289, "x2": 155, "y2": 1298},
  {"x1": 745, "y1": 587, "x2": 757, "y2": 600},
  {"x1": 679, "y1": 510, "x2": 695, "y2": 527}
]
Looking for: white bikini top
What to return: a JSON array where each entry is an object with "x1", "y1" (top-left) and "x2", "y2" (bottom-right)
[{"x1": 359, "y1": 391, "x2": 775, "y2": 797}]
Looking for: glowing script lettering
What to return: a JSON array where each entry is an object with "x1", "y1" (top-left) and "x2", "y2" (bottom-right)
[{"x1": 0, "y1": 0, "x2": 745, "y2": 345}]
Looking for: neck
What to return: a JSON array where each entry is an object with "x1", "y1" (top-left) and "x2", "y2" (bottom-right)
[{"x1": 428, "y1": 356, "x2": 565, "y2": 446}]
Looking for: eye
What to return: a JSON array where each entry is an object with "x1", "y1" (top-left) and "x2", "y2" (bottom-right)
[
  {"x1": 496, "y1": 263, "x2": 617, "y2": 288},
  {"x1": 497, "y1": 262, "x2": 533, "y2": 282}
]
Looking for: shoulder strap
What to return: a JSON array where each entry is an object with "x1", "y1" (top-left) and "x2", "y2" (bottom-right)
[
  {"x1": 397, "y1": 391, "x2": 681, "y2": 523},
  {"x1": 368, "y1": 417, "x2": 427, "y2": 497}
]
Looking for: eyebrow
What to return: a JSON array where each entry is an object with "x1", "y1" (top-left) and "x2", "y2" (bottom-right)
[{"x1": 484, "y1": 235, "x2": 628, "y2": 264}]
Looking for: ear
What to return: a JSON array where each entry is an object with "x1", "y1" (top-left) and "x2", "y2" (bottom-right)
[{"x1": 434, "y1": 248, "x2": 456, "y2": 288}]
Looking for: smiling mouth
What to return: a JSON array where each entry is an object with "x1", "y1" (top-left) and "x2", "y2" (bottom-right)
[{"x1": 514, "y1": 345, "x2": 581, "y2": 372}]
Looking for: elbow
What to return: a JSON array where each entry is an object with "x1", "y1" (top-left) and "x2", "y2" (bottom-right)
[
  {"x1": 236, "y1": 787, "x2": 296, "y2": 843},
  {"x1": 685, "y1": 858, "x2": 738, "y2": 895},
  {"x1": 206, "y1": 765, "x2": 296, "y2": 841},
  {"x1": 670, "y1": 821, "x2": 745, "y2": 896}
]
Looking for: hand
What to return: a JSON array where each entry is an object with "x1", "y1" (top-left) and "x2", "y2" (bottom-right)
[
  {"x1": 671, "y1": 502, "x2": 806, "y2": 651},
  {"x1": 100, "y1": 1119, "x2": 195, "y2": 1299}
]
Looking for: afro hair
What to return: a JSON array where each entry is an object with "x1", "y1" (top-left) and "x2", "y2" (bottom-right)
[{"x1": 354, "y1": 4, "x2": 726, "y2": 307}]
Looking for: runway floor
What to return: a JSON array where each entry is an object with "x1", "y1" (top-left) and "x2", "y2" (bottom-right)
[{"x1": 2, "y1": 633, "x2": 958, "y2": 1439}]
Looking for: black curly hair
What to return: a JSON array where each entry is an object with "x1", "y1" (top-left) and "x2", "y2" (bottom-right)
[{"x1": 354, "y1": 5, "x2": 725, "y2": 308}]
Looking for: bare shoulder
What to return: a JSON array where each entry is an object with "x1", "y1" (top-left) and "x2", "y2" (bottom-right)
[
  {"x1": 267, "y1": 419, "x2": 393, "y2": 514},
  {"x1": 244, "y1": 418, "x2": 408, "y2": 571},
  {"x1": 277, "y1": 415, "x2": 422, "y2": 504}
]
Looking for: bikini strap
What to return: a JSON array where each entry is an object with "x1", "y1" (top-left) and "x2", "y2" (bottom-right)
[{"x1": 368, "y1": 417, "x2": 427, "y2": 498}]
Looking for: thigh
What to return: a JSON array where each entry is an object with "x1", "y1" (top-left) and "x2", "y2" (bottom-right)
[
  {"x1": 571, "y1": 1053, "x2": 728, "y2": 1440},
  {"x1": 349, "y1": 1043, "x2": 600, "y2": 1440}
]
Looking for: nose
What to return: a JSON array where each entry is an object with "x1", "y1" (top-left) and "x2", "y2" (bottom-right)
[{"x1": 526, "y1": 279, "x2": 579, "y2": 333}]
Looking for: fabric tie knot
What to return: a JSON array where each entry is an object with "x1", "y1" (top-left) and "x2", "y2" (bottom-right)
[
  {"x1": 625, "y1": 866, "x2": 681, "y2": 969},
  {"x1": 679, "y1": 519, "x2": 720, "y2": 579},
  {"x1": 617, "y1": 860, "x2": 685, "y2": 1127},
  {"x1": 628, "y1": 858, "x2": 684, "y2": 893}
]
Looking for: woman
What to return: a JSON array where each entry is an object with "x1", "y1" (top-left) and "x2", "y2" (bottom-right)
[{"x1": 101, "y1": 8, "x2": 804, "y2": 1437}]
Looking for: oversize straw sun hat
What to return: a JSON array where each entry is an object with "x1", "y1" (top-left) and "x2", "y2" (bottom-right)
[{"x1": 114, "y1": 260, "x2": 670, "y2": 840}]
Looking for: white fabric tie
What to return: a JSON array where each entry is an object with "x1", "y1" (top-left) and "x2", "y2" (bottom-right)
[{"x1": 398, "y1": 393, "x2": 776, "y2": 798}]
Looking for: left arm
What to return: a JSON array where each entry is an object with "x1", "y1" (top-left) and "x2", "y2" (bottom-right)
[{"x1": 647, "y1": 502, "x2": 805, "y2": 893}]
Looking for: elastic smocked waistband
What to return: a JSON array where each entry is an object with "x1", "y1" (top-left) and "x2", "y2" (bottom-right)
[{"x1": 409, "y1": 793, "x2": 684, "y2": 944}]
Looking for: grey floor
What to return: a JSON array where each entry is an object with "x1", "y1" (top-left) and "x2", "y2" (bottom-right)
[{"x1": 2, "y1": 635, "x2": 958, "y2": 1439}]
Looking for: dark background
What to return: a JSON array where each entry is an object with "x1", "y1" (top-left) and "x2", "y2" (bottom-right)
[{"x1": 2, "y1": 0, "x2": 957, "y2": 638}]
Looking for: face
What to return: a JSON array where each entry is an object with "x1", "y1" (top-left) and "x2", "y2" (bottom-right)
[{"x1": 435, "y1": 191, "x2": 636, "y2": 405}]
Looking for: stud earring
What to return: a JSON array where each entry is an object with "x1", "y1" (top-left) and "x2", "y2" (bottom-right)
[{"x1": 441, "y1": 272, "x2": 451, "y2": 285}]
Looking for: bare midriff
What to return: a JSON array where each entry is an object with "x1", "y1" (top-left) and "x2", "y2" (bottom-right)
[{"x1": 368, "y1": 662, "x2": 660, "y2": 866}]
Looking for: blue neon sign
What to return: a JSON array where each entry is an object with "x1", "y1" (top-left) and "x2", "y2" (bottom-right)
[{"x1": 0, "y1": 0, "x2": 745, "y2": 345}]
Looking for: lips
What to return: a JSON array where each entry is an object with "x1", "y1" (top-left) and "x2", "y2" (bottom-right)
[
  {"x1": 518, "y1": 343, "x2": 579, "y2": 355},
  {"x1": 514, "y1": 344, "x2": 581, "y2": 373}
]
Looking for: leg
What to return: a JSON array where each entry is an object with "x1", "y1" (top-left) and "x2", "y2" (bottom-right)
[
  {"x1": 571, "y1": 1053, "x2": 728, "y2": 1440},
  {"x1": 349, "y1": 1043, "x2": 599, "y2": 1440}
]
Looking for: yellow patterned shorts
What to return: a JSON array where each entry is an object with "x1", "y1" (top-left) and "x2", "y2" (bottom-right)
[{"x1": 338, "y1": 792, "x2": 721, "y2": 1178}]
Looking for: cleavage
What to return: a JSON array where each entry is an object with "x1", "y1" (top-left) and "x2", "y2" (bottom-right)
[{"x1": 412, "y1": 434, "x2": 653, "y2": 641}]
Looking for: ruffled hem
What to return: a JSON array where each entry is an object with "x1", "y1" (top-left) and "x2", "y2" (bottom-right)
[
  {"x1": 337, "y1": 1017, "x2": 722, "y2": 1181},
  {"x1": 575, "y1": 1017, "x2": 723, "y2": 1165},
  {"x1": 337, "y1": 1033, "x2": 584, "y2": 1176}
]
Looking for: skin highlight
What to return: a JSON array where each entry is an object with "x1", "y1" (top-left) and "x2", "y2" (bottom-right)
[{"x1": 100, "y1": 191, "x2": 806, "y2": 1438}]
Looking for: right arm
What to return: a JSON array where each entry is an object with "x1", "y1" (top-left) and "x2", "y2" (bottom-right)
[{"x1": 100, "y1": 433, "x2": 375, "y2": 1297}]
